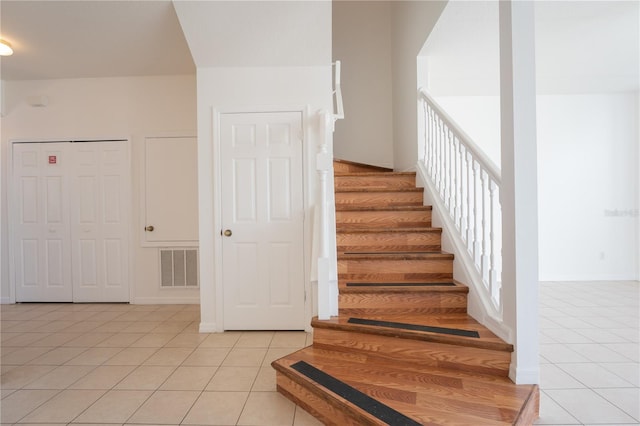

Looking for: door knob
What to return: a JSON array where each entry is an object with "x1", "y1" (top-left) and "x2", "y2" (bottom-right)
[
  {"x1": 223, "y1": 229, "x2": 232, "y2": 237},
  {"x1": 145, "y1": 225, "x2": 154, "y2": 232}
]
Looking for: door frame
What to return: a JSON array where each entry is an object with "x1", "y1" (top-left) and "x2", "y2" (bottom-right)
[
  {"x1": 210, "y1": 106, "x2": 313, "y2": 332},
  {"x1": 7, "y1": 137, "x2": 133, "y2": 304}
]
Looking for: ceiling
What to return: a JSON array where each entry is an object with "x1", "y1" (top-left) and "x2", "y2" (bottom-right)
[
  {"x1": 2, "y1": 0, "x2": 638, "y2": 92},
  {"x1": 0, "y1": 0, "x2": 195, "y2": 81}
]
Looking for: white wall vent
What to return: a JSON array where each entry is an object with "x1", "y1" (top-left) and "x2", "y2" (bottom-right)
[{"x1": 159, "y1": 248, "x2": 199, "y2": 288}]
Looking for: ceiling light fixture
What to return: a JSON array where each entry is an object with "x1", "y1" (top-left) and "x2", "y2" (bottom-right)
[{"x1": 0, "y1": 39, "x2": 14, "y2": 56}]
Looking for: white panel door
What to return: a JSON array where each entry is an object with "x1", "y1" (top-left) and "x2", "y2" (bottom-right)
[
  {"x1": 70, "y1": 141, "x2": 130, "y2": 302},
  {"x1": 221, "y1": 112, "x2": 305, "y2": 330},
  {"x1": 12, "y1": 143, "x2": 73, "y2": 302},
  {"x1": 144, "y1": 137, "x2": 198, "y2": 243}
]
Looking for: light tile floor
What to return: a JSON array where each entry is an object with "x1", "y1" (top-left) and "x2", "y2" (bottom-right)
[
  {"x1": 535, "y1": 281, "x2": 639, "y2": 426},
  {"x1": 0, "y1": 281, "x2": 637, "y2": 425},
  {"x1": 1, "y1": 304, "x2": 321, "y2": 426}
]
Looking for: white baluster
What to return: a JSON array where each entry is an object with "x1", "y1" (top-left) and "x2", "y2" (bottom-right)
[
  {"x1": 428, "y1": 107, "x2": 434, "y2": 176},
  {"x1": 446, "y1": 129, "x2": 452, "y2": 209},
  {"x1": 422, "y1": 100, "x2": 428, "y2": 166},
  {"x1": 438, "y1": 116, "x2": 443, "y2": 193},
  {"x1": 453, "y1": 137, "x2": 459, "y2": 230},
  {"x1": 458, "y1": 142, "x2": 465, "y2": 232},
  {"x1": 432, "y1": 109, "x2": 437, "y2": 180},
  {"x1": 433, "y1": 110, "x2": 441, "y2": 184},
  {"x1": 466, "y1": 152, "x2": 473, "y2": 251},
  {"x1": 438, "y1": 119, "x2": 445, "y2": 197},
  {"x1": 481, "y1": 171, "x2": 489, "y2": 287},
  {"x1": 472, "y1": 161, "x2": 481, "y2": 266},
  {"x1": 489, "y1": 179, "x2": 498, "y2": 302},
  {"x1": 443, "y1": 127, "x2": 448, "y2": 207}
]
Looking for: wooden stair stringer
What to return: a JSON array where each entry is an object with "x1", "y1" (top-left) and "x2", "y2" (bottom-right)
[{"x1": 333, "y1": 159, "x2": 393, "y2": 173}]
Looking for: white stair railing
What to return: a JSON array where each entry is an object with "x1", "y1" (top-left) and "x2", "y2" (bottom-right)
[
  {"x1": 315, "y1": 61, "x2": 344, "y2": 320},
  {"x1": 418, "y1": 88, "x2": 504, "y2": 322}
]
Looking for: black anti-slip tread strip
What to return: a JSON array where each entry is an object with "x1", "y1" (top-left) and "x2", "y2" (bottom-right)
[
  {"x1": 346, "y1": 282, "x2": 456, "y2": 287},
  {"x1": 291, "y1": 360, "x2": 421, "y2": 426},
  {"x1": 348, "y1": 317, "x2": 480, "y2": 338}
]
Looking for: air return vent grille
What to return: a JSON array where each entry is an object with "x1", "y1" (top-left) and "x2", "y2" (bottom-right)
[{"x1": 159, "y1": 248, "x2": 199, "y2": 288}]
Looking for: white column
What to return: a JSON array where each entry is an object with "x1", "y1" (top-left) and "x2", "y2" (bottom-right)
[{"x1": 499, "y1": 0, "x2": 540, "y2": 385}]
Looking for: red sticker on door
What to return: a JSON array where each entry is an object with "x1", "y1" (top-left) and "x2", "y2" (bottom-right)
[{"x1": 48, "y1": 155, "x2": 57, "y2": 164}]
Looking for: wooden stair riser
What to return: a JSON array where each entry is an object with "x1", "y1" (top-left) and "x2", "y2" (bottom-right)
[
  {"x1": 313, "y1": 328, "x2": 511, "y2": 377},
  {"x1": 337, "y1": 229, "x2": 441, "y2": 253},
  {"x1": 335, "y1": 174, "x2": 416, "y2": 190},
  {"x1": 335, "y1": 190, "x2": 424, "y2": 207},
  {"x1": 338, "y1": 291, "x2": 468, "y2": 316},
  {"x1": 338, "y1": 258, "x2": 453, "y2": 281},
  {"x1": 336, "y1": 210, "x2": 431, "y2": 228},
  {"x1": 276, "y1": 372, "x2": 381, "y2": 426}
]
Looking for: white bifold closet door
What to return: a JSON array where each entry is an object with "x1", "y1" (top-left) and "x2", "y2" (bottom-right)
[{"x1": 12, "y1": 141, "x2": 130, "y2": 303}]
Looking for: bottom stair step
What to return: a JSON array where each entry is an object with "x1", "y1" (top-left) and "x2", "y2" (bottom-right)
[{"x1": 273, "y1": 346, "x2": 540, "y2": 425}]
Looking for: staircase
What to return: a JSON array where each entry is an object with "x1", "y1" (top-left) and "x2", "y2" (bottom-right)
[{"x1": 272, "y1": 160, "x2": 539, "y2": 425}]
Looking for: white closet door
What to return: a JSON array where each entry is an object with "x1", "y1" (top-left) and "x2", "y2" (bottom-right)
[
  {"x1": 13, "y1": 143, "x2": 73, "y2": 302},
  {"x1": 70, "y1": 141, "x2": 130, "y2": 302}
]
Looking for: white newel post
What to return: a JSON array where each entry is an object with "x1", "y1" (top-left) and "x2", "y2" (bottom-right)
[
  {"x1": 317, "y1": 110, "x2": 334, "y2": 320},
  {"x1": 499, "y1": 0, "x2": 540, "y2": 384}
]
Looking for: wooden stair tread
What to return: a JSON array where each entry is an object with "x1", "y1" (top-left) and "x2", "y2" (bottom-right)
[
  {"x1": 336, "y1": 205, "x2": 431, "y2": 212},
  {"x1": 340, "y1": 280, "x2": 468, "y2": 293},
  {"x1": 338, "y1": 252, "x2": 453, "y2": 260},
  {"x1": 335, "y1": 187, "x2": 424, "y2": 193},
  {"x1": 273, "y1": 346, "x2": 539, "y2": 426},
  {"x1": 312, "y1": 314, "x2": 512, "y2": 352},
  {"x1": 336, "y1": 226, "x2": 441, "y2": 233},
  {"x1": 342, "y1": 277, "x2": 461, "y2": 283},
  {"x1": 334, "y1": 171, "x2": 416, "y2": 177}
]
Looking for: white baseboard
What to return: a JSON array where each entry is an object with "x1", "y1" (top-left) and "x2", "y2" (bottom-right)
[
  {"x1": 510, "y1": 364, "x2": 540, "y2": 385},
  {"x1": 199, "y1": 322, "x2": 219, "y2": 333},
  {"x1": 2, "y1": 297, "x2": 201, "y2": 305},
  {"x1": 539, "y1": 274, "x2": 639, "y2": 282},
  {"x1": 132, "y1": 297, "x2": 200, "y2": 305}
]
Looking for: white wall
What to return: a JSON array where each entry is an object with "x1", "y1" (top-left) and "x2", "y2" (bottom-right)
[
  {"x1": 325, "y1": 0, "x2": 445, "y2": 171},
  {"x1": 195, "y1": 66, "x2": 332, "y2": 331},
  {"x1": 174, "y1": 1, "x2": 330, "y2": 68},
  {"x1": 332, "y1": 1, "x2": 394, "y2": 169},
  {"x1": 173, "y1": 0, "x2": 333, "y2": 331},
  {"x1": 434, "y1": 95, "x2": 501, "y2": 166},
  {"x1": 537, "y1": 93, "x2": 639, "y2": 281},
  {"x1": 391, "y1": 0, "x2": 447, "y2": 171},
  {"x1": 1, "y1": 74, "x2": 198, "y2": 303}
]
